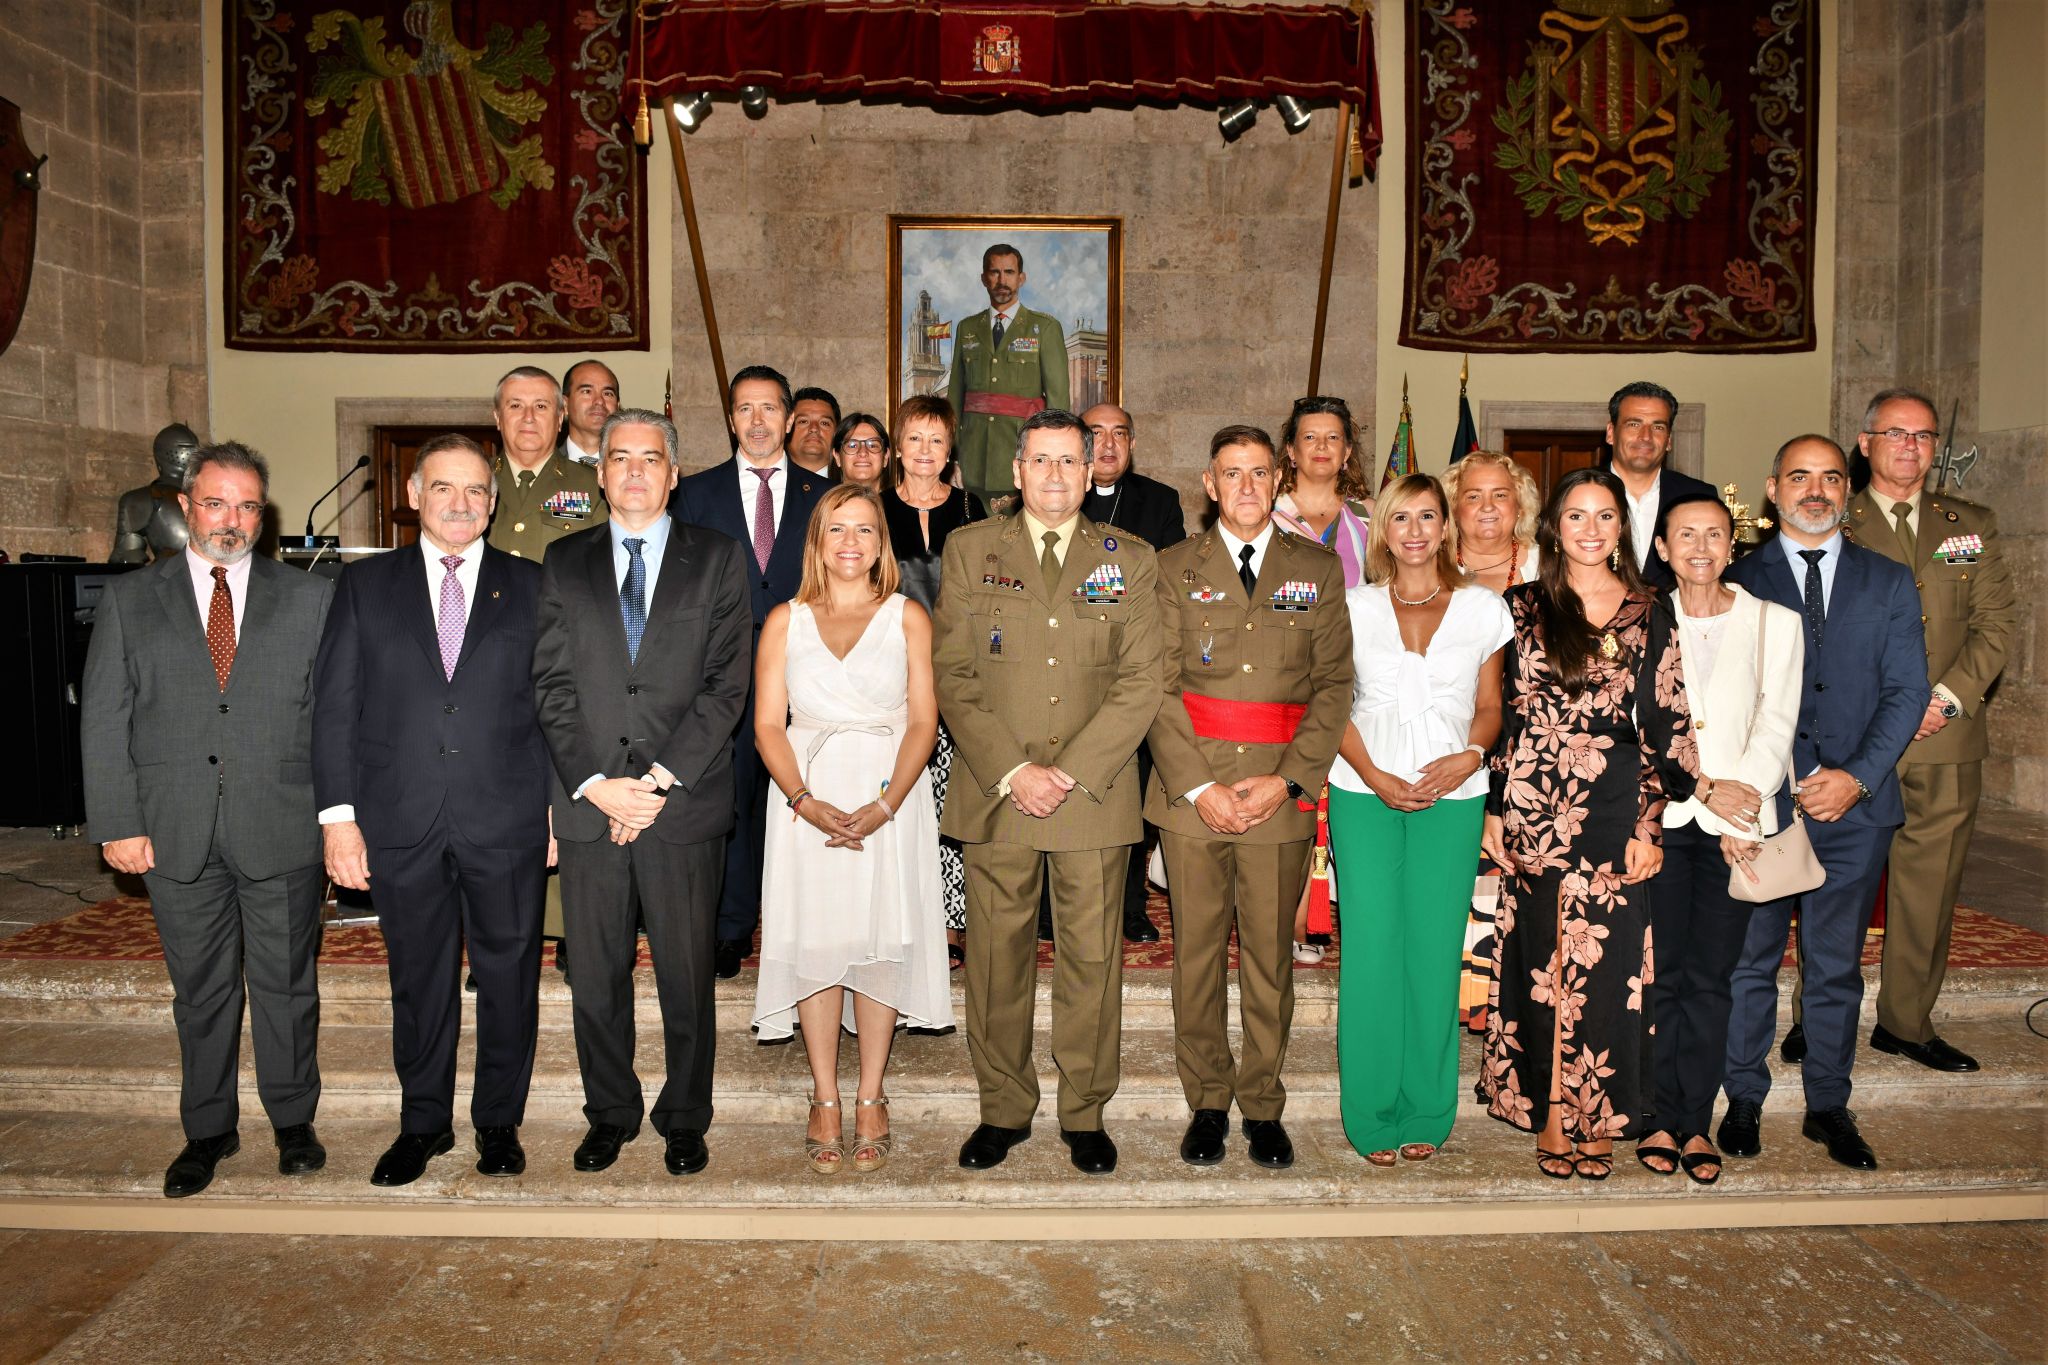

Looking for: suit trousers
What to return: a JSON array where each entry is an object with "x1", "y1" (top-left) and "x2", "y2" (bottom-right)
[
  {"x1": 716, "y1": 688, "x2": 770, "y2": 944},
  {"x1": 1645, "y1": 821, "x2": 1756, "y2": 1138},
  {"x1": 963, "y1": 842, "x2": 1126, "y2": 1130},
  {"x1": 1724, "y1": 818, "x2": 1892, "y2": 1112},
  {"x1": 1157, "y1": 829, "x2": 1309, "y2": 1121},
  {"x1": 144, "y1": 804, "x2": 324, "y2": 1139},
  {"x1": 1878, "y1": 761, "x2": 1981, "y2": 1043},
  {"x1": 370, "y1": 818, "x2": 546, "y2": 1133},
  {"x1": 559, "y1": 833, "x2": 722, "y2": 1136}
]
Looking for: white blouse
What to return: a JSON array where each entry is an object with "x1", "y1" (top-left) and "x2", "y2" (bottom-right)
[{"x1": 1328, "y1": 584, "x2": 1513, "y2": 801}]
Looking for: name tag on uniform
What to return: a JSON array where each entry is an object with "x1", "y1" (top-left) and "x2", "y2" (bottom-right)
[
  {"x1": 1008, "y1": 336, "x2": 1039, "y2": 353},
  {"x1": 1269, "y1": 580, "x2": 1318, "y2": 611},
  {"x1": 544, "y1": 491, "x2": 593, "y2": 520}
]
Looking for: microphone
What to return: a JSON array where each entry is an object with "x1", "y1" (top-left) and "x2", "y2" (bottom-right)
[
  {"x1": 304, "y1": 455, "x2": 371, "y2": 539},
  {"x1": 280, "y1": 455, "x2": 371, "y2": 559}
]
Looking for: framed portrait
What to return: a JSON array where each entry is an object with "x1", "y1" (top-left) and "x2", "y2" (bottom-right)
[{"x1": 886, "y1": 215, "x2": 1122, "y2": 420}]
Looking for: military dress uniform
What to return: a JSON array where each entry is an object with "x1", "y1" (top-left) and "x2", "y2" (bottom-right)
[
  {"x1": 1846, "y1": 488, "x2": 2015, "y2": 1048},
  {"x1": 933, "y1": 513, "x2": 1163, "y2": 1133},
  {"x1": 1145, "y1": 528, "x2": 1351, "y2": 1124},
  {"x1": 946, "y1": 306, "x2": 1070, "y2": 508}
]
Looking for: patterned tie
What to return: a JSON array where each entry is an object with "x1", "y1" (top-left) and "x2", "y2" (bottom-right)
[
  {"x1": 992, "y1": 311, "x2": 1007, "y2": 350},
  {"x1": 620, "y1": 537, "x2": 647, "y2": 664},
  {"x1": 750, "y1": 467, "x2": 775, "y2": 574},
  {"x1": 1039, "y1": 530, "x2": 1062, "y2": 597},
  {"x1": 1798, "y1": 548, "x2": 1826, "y2": 653},
  {"x1": 436, "y1": 554, "x2": 464, "y2": 681},
  {"x1": 1238, "y1": 544, "x2": 1258, "y2": 597},
  {"x1": 1892, "y1": 500, "x2": 1917, "y2": 564},
  {"x1": 205, "y1": 566, "x2": 234, "y2": 691}
]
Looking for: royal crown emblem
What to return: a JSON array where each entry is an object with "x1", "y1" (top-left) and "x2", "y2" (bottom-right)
[
  {"x1": 1492, "y1": 0, "x2": 1731, "y2": 247},
  {"x1": 973, "y1": 24, "x2": 1023, "y2": 75}
]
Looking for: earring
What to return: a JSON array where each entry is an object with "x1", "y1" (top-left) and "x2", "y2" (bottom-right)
[{"x1": 1610, "y1": 546, "x2": 1621, "y2": 571}]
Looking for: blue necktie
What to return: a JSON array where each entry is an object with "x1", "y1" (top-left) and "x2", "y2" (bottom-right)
[
  {"x1": 621, "y1": 537, "x2": 647, "y2": 663},
  {"x1": 1798, "y1": 547, "x2": 1826, "y2": 653}
]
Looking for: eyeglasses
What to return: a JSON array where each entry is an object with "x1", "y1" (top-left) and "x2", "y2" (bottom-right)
[
  {"x1": 1865, "y1": 428, "x2": 1939, "y2": 446},
  {"x1": 1022, "y1": 455, "x2": 1083, "y2": 472},
  {"x1": 192, "y1": 499, "x2": 266, "y2": 517},
  {"x1": 841, "y1": 439, "x2": 884, "y2": 454}
]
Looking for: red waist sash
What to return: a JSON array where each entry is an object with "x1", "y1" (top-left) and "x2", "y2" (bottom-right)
[
  {"x1": 1179, "y1": 693, "x2": 1334, "y2": 935},
  {"x1": 961, "y1": 391, "x2": 1047, "y2": 419}
]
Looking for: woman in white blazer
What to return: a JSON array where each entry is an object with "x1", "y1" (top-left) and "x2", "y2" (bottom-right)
[{"x1": 1639, "y1": 498, "x2": 1804, "y2": 1186}]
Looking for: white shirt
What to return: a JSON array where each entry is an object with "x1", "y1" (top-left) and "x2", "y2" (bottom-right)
[
  {"x1": 574, "y1": 515, "x2": 678, "y2": 801},
  {"x1": 183, "y1": 546, "x2": 251, "y2": 638},
  {"x1": 1775, "y1": 530, "x2": 1843, "y2": 614},
  {"x1": 735, "y1": 456, "x2": 789, "y2": 540},
  {"x1": 1624, "y1": 478, "x2": 1661, "y2": 569},
  {"x1": 565, "y1": 435, "x2": 600, "y2": 467},
  {"x1": 1182, "y1": 522, "x2": 1279, "y2": 803},
  {"x1": 1326, "y1": 584, "x2": 1513, "y2": 801},
  {"x1": 1879, "y1": 491, "x2": 1919, "y2": 542},
  {"x1": 989, "y1": 305, "x2": 1014, "y2": 335}
]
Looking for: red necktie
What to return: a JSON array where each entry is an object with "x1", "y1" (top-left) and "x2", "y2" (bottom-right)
[{"x1": 206, "y1": 566, "x2": 235, "y2": 691}]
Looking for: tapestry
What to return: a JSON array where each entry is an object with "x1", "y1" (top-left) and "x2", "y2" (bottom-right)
[
  {"x1": 225, "y1": 0, "x2": 647, "y2": 351},
  {"x1": 1401, "y1": 0, "x2": 1816, "y2": 353}
]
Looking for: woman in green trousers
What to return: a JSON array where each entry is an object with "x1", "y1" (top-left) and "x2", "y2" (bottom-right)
[{"x1": 1328, "y1": 475, "x2": 1510, "y2": 1164}]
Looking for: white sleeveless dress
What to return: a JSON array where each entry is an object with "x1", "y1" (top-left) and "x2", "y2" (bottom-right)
[{"x1": 752, "y1": 596, "x2": 953, "y2": 1039}]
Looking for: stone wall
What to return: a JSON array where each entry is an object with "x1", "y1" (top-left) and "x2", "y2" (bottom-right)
[{"x1": 0, "y1": 0, "x2": 207, "y2": 561}]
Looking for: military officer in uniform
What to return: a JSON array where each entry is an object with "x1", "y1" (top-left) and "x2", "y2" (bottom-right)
[
  {"x1": 947, "y1": 244, "x2": 1070, "y2": 511},
  {"x1": 1146, "y1": 425, "x2": 1351, "y2": 1169},
  {"x1": 934, "y1": 409, "x2": 1162, "y2": 1176},
  {"x1": 1845, "y1": 387, "x2": 2014, "y2": 1073}
]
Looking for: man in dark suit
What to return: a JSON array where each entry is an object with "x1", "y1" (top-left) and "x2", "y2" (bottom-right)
[
  {"x1": 538, "y1": 407, "x2": 753, "y2": 1177},
  {"x1": 82, "y1": 441, "x2": 333, "y2": 1198},
  {"x1": 670, "y1": 365, "x2": 828, "y2": 977},
  {"x1": 1721, "y1": 434, "x2": 1927, "y2": 1170},
  {"x1": 1603, "y1": 380, "x2": 1718, "y2": 590},
  {"x1": 313, "y1": 434, "x2": 552, "y2": 1187},
  {"x1": 788, "y1": 385, "x2": 841, "y2": 478}
]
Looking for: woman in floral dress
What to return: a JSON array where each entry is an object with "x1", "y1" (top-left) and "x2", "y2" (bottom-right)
[{"x1": 1478, "y1": 468, "x2": 1696, "y2": 1181}]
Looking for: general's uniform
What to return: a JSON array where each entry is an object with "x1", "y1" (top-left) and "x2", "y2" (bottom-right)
[
  {"x1": 1145, "y1": 528, "x2": 1351, "y2": 1120},
  {"x1": 933, "y1": 514, "x2": 1163, "y2": 1131},
  {"x1": 1846, "y1": 489, "x2": 2015, "y2": 1045},
  {"x1": 946, "y1": 306, "x2": 1070, "y2": 508}
]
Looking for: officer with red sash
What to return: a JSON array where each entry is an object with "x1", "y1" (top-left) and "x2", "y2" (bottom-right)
[{"x1": 1145, "y1": 424, "x2": 1353, "y2": 1168}]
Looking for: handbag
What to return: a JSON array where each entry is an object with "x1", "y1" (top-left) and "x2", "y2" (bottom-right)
[{"x1": 1726, "y1": 604, "x2": 1826, "y2": 903}]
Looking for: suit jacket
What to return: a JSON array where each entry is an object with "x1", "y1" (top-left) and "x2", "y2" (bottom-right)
[
  {"x1": 1637, "y1": 467, "x2": 1721, "y2": 590},
  {"x1": 669, "y1": 457, "x2": 828, "y2": 628},
  {"x1": 946, "y1": 304, "x2": 1071, "y2": 499},
  {"x1": 1145, "y1": 527, "x2": 1352, "y2": 843},
  {"x1": 1726, "y1": 536, "x2": 1928, "y2": 829},
  {"x1": 312, "y1": 542, "x2": 549, "y2": 851},
  {"x1": 81, "y1": 554, "x2": 333, "y2": 883},
  {"x1": 532, "y1": 519, "x2": 753, "y2": 844},
  {"x1": 1659, "y1": 585, "x2": 1804, "y2": 839},
  {"x1": 1844, "y1": 489, "x2": 2015, "y2": 764},
  {"x1": 1082, "y1": 471, "x2": 1188, "y2": 553},
  {"x1": 933, "y1": 514, "x2": 1163, "y2": 850}
]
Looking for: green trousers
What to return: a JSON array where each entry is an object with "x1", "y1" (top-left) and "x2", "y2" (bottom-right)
[{"x1": 1330, "y1": 788, "x2": 1484, "y2": 1156}]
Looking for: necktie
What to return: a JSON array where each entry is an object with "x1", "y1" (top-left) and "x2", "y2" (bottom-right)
[
  {"x1": 992, "y1": 312, "x2": 1008, "y2": 349},
  {"x1": 1892, "y1": 500, "x2": 1917, "y2": 564},
  {"x1": 206, "y1": 566, "x2": 234, "y2": 691},
  {"x1": 517, "y1": 469, "x2": 536, "y2": 493},
  {"x1": 750, "y1": 467, "x2": 775, "y2": 574},
  {"x1": 621, "y1": 537, "x2": 647, "y2": 663},
  {"x1": 435, "y1": 554, "x2": 465, "y2": 680},
  {"x1": 1238, "y1": 544, "x2": 1258, "y2": 597},
  {"x1": 1039, "y1": 529, "x2": 1062, "y2": 596},
  {"x1": 1798, "y1": 548, "x2": 1826, "y2": 653}
]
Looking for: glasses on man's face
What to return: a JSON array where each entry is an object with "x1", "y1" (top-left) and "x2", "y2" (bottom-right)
[
  {"x1": 193, "y1": 499, "x2": 266, "y2": 518},
  {"x1": 1865, "y1": 428, "x2": 1939, "y2": 446},
  {"x1": 1022, "y1": 455, "x2": 1083, "y2": 473},
  {"x1": 841, "y1": 439, "x2": 884, "y2": 454}
]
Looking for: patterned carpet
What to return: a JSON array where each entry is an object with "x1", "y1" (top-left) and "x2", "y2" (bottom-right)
[{"x1": 3, "y1": 893, "x2": 2045, "y2": 972}]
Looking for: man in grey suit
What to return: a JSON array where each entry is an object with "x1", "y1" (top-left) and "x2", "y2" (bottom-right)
[
  {"x1": 534, "y1": 407, "x2": 753, "y2": 1177},
  {"x1": 82, "y1": 441, "x2": 334, "y2": 1198}
]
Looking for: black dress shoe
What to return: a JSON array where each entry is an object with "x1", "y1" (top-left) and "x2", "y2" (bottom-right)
[
  {"x1": 714, "y1": 939, "x2": 746, "y2": 980},
  {"x1": 1180, "y1": 1109, "x2": 1228, "y2": 1166},
  {"x1": 1037, "y1": 914, "x2": 1055, "y2": 943},
  {"x1": 573, "y1": 1123, "x2": 638, "y2": 1172},
  {"x1": 1123, "y1": 909, "x2": 1161, "y2": 943},
  {"x1": 1060, "y1": 1128, "x2": 1118, "y2": 1175},
  {"x1": 958, "y1": 1123, "x2": 1032, "y2": 1170},
  {"x1": 1870, "y1": 1024, "x2": 1980, "y2": 1072},
  {"x1": 369, "y1": 1130, "x2": 455, "y2": 1187},
  {"x1": 465, "y1": 972, "x2": 477, "y2": 993},
  {"x1": 273, "y1": 1123, "x2": 325, "y2": 1176},
  {"x1": 1718, "y1": 1098, "x2": 1763, "y2": 1158},
  {"x1": 474, "y1": 1125, "x2": 526, "y2": 1177},
  {"x1": 1802, "y1": 1106, "x2": 1878, "y2": 1169},
  {"x1": 163, "y1": 1132, "x2": 239, "y2": 1199},
  {"x1": 1242, "y1": 1117, "x2": 1294, "y2": 1169},
  {"x1": 664, "y1": 1129, "x2": 709, "y2": 1176},
  {"x1": 1780, "y1": 1023, "x2": 1806, "y2": 1063},
  {"x1": 554, "y1": 938, "x2": 569, "y2": 979}
]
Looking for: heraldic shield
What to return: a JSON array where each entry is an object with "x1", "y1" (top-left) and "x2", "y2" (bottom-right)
[{"x1": 974, "y1": 24, "x2": 1023, "y2": 75}]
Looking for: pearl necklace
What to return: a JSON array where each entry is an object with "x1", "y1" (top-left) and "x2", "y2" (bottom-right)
[{"x1": 1390, "y1": 582, "x2": 1443, "y2": 607}]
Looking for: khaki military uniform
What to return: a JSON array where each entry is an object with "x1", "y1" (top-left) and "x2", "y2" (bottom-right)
[
  {"x1": 946, "y1": 306, "x2": 1069, "y2": 508},
  {"x1": 934, "y1": 513, "x2": 1162, "y2": 1131},
  {"x1": 489, "y1": 450, "x2": 605, "y2": 938},
  {"x1": 1845, "y1": 489, "x2": 2015, "y2": 1043},
  {"x1": 1144, "y1": 528, "x2": 1351, "y2": 1119}
]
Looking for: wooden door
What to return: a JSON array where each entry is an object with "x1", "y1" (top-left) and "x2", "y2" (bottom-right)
[
  {"x1": 370, "y1": 425, "x2": 503, "y2": 547},
  {"x1": 1502, "y1": 428, "x2": 1604, "y2": 499}
]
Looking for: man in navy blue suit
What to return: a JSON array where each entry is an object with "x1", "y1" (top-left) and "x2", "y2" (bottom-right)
[
  {"x1": 314, "y1": 434, "x2": 553, "y2": 1187},
  {"x1": 670, "y1": 365, "x2": 828, "y2": 978},
  {"x1": 1720, "y1": 434, "x2": 1927, "y2": 1170}
]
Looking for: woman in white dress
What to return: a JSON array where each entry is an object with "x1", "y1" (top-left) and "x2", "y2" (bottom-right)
[{"x1": 752, "y1": 485, "x2": 950, "y2": 1174}]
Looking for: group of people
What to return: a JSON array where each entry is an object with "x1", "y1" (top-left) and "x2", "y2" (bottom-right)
[{"x1": 81, "y1": 359, "x2": 2011, "y2": 1201}]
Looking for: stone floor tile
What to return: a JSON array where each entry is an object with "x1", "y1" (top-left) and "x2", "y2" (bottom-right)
[
  {"x1": 1399, "y1": 1233, "x2": 1683, "y2": 1362},
  {"x1": 350, "y1": 1237, "x2": 655, "y2": 1363},
  {"x1": 1234, "y1": 1239, "x2": 1460, "y2": 1362},
  {"x1": 600, "y1": 1241, "x2": 822, "y2": 1362},
  {"x1": 1851, "y1": 1220, "x2": 2048, "y2": 1362},
  {"x1": 0, "y1": 1230, "x2": 179, "y2": 1365}
]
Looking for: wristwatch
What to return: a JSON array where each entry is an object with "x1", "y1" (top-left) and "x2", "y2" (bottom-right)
[
  {"x1": 1851, "y1": 775, "x2": 1871, "y2": 804},
  {"x1": 1937, "y1": 695, "x2": 1961, "y2": 719},
  {"x1": 1284, "y1": 779, "x2": 1306, "y2": 801}
]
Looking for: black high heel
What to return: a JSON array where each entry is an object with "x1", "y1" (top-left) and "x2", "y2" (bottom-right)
[
  {"x1": 1679, "y1": 1138, "x2": 1723, "y2": 1186},
  {"x1": 1536, "y1": 1145, "x2": 1575, "y2": 1180}
]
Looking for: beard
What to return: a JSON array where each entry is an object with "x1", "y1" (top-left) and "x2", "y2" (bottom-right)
[
  {"x1": 1778, "y1": 498, "x2": 1844, "y2": 536},
  {"x1": 198, "y1": 527, "x2": 253, "y2": 566}
]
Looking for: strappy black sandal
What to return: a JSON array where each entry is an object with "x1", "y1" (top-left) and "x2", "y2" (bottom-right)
[
  {"x1": 1536, "y1": 1145, "x2": 1575, "y2": 1180},
  {"x1": 1680, "y1": 1141, "x2": 1723, "y2": 1186},
  {"x1": 1572, "y1": 1149, "x2": 1614, "y2": 1181}
]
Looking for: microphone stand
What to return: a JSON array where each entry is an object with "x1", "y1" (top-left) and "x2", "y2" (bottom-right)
[{"x1": 281, "y1": 455, "x2": 371, "y2": 562}]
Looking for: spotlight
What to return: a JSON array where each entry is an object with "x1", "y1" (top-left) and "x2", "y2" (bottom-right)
[
  {"x1": 1274, "y1": 95, "x2": 1312, "y2": 134},
  {"x1": 1217, "y1": 100, "x2": 1259, "y2": 142},
  {"x1": 672, "y1": 93, "x2": 713, "y2": 131},
  {"x1": 739, "y1": 86, "x2": 770, "y2": 117}
]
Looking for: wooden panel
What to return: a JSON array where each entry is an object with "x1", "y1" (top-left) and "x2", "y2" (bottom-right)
[
  {"x1": 1502, "y1": 427, "x2": 1604, "y2": 499},
  {"x1": 369, "y1": 425, "x2": 502, "y2": 548}
]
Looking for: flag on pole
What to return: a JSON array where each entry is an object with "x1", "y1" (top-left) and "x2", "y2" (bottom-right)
[
  {"x1": 1380, "y1": 375, "x2": 1415, "y2": 488},
  {"x1": 1449, "y1": 354, "x2": 1478, "y2": 463}
]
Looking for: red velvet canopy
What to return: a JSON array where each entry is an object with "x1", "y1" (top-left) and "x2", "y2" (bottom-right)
[{"x1": 635, "y1": 0, "x2": 1382, "y2": 170}]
